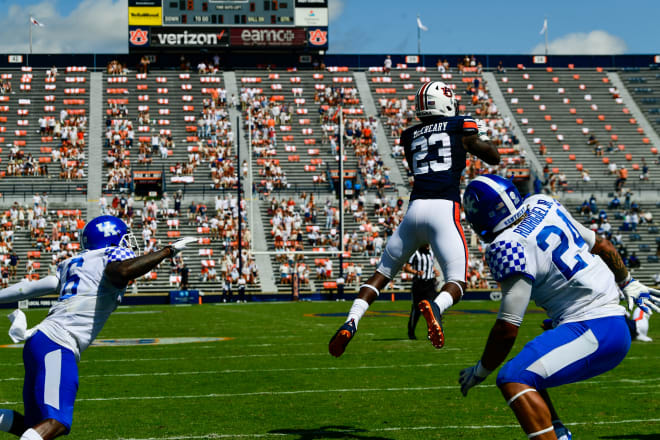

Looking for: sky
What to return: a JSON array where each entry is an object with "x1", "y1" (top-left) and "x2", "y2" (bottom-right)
[{"x1": 0, "y1": 0, "x2": 659, "y2": 55}]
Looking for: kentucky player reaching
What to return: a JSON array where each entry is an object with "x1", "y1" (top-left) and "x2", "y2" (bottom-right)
[
  {"x1": 329, "y1": 81, "x2": 500, "y2": 357},
  {"x1": 0, "y1": 215, "x2": 196, "y2": 440},
  {"x1": 459, "y1": 175, "x2": 660, "y2": 440}
]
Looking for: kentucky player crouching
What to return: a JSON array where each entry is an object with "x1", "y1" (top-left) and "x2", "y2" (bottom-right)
[
  {"x1": 458, "y1": 175, "x2": 660, "y2": 440},
  {"x1": 329, "y1": 81, "x2": 500, "y2": 357},
  {"x1": 0, "y1": 215, "x2": 196, "y2": 440}
]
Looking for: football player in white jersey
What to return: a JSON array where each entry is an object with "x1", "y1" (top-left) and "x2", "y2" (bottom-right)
[
  {"x1": 329, "y1": 81, "x2": 500, "y2": 357},
  {"x1": 0, "y1": 215, "x2": 196, "y2": 440},
  {"x1": 458, "y1": 175, "x2": 660, "y2": 440}
]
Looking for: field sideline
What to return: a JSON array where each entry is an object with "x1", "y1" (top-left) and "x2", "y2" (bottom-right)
[{"x1": 0, "y1": 300, "x2": 657, "y2": 439}]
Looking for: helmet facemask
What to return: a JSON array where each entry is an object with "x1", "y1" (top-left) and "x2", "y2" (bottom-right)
[{"x1": 119, "y1": 230, "x2": 141, "y2": 256}]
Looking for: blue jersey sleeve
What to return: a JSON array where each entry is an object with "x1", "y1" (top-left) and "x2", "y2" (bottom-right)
[
  {"x1": 486, "y1": 240, "x2": 535, "y2": 283},
  {"x1": 105, "y1": 247, "x2": 136, "y2": 263}
]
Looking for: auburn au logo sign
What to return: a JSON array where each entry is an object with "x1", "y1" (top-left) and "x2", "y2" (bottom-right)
[
  {"x1": 129, "y1": 28, "x2": 149, "y2": 46},
  {"x1": 308, "y1": 28, "x2": 327, "y2": 46}
]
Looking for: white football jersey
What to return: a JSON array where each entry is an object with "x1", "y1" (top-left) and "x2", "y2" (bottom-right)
[
  {"x1": 34, "y1": 246, "x2": 136, "y2": 359},
  {"x1": 486, "y1": 194, "x2": 624, "y2": 325}
]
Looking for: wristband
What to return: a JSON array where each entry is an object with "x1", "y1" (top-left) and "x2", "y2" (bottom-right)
[{"x1": 618, "y1": 273, "x2": 632, "y2": 289}]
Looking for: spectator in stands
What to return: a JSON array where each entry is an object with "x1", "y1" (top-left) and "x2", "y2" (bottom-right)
[
  {"x1": 383, "y1": 56, "x2": 392, "y2": 76},
  {"x1": 640, "y1": 158, "x2": 650, "y2": 180},
  {"x1": 628, "y1": 252, "x2": 641, "y2": 269},
  {"x1": 616, "y1": 166, "x2": 628, "y2": 192}
]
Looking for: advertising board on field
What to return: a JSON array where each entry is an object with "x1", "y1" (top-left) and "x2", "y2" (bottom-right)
[
  {"x1": 230, "y1": 27, "x2": 307, "y2": 47},
  {"x1": 128, "y1": 6, "x2": 163, "y2": 26}
]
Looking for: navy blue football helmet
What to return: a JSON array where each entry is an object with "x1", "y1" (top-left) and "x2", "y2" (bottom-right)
[
  {"x1": 80, "y1": 215, "x2": 138, "y2": 253},
  {"x1": 463, "y1": 175, "x2": 526, "y2": 242}
]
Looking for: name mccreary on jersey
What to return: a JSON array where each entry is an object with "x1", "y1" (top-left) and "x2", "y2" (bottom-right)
[
  {"x1": 413, "y1": 121, "x2": 448, "y2": 138},
  {"x1": 513, "y1": 198, "x2": 553, "y2": 238}
]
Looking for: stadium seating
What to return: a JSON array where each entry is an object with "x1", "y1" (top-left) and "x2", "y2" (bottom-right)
[
  {"x1": 502, "y1": 68, "x2": 656, "y2": 192},
  {"x1": 0, "y1": 69, "x2": 89, "y2": 195}
]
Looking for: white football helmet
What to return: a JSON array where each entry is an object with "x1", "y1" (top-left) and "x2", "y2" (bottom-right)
[{"x1": 415, "y1": 81, "x2": 457, "y2": 119}]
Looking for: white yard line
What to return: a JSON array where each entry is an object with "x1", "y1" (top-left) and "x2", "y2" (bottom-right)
[
  {"x1": 1, "y1": 377, "x2": 658, "y2": 406},
  {"x1": 96, "y1": 417, "x2": 660, "y2": 440}
]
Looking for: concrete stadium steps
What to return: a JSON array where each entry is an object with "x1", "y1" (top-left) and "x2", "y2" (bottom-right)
[
  {"x1": 102, "y1": 71, "x2": 233, "y2": 193},
  {"x1": 501, "y1": 68, "x2": 656, "y2": 191},
  {"x1": 619, "y1": 67, "x2": 660, "y2": 134},
  {"x1": 236, "y1": 69, "x2": 361, "y2": 193},
  {"x1": 563, "y1": 200, "x2": 660, "y2": 285},
  {"x1": 0, "y1": 69, "x2": 89, "y2": 195}
]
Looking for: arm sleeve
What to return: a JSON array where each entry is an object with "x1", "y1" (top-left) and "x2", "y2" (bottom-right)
[
  {"x1": 496, "y1": 275, "x2": 533, "y2": 327},
  {"x1": 575, "y1": 220, "x2": 596, "y2": 250},
  {"x1": 462, "y1": 117, "x2": 478, "y2": 135},
  {"x1": 0, "y1": 275, "x2": 60, "y2": 303},
  {"x1": 105, "y1": 246, "x2": 137, "y2": 263},
  {"x1": 486, "y1": 240, "x2": 536, "y2": 283}
]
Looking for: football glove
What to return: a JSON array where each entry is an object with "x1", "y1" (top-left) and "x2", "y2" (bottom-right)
[
  {"x1": 459, "y1": 361, "x2": 491, "y2": 397},
  {"x1": 477, "y1": 119, "x2": 490, "y2": 141},
  {"x1": 169, "y1": 236, "x2": 198, "y2": 256},
  {"x1": 329, "y1": 318, "x2": 356, "y2": 358},
  {"x1": 620, "y1": 277, "x2": 660, "y2": 313}
]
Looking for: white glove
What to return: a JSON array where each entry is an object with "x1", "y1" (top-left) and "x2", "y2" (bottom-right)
[
  {"x1": 459, "y1": 361, "x2": 491, "y2": 397},
  {"x1": 476, "y1": 119, "x2": 490, "y2": 141},
  {"x1": 621, "y1": 276, "x2": 660, "y2": 313},
  {"x1": 169, "y1": 237, "x2": 197, "y2": 256}
]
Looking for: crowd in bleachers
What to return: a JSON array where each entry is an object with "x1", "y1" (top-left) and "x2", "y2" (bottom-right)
[
  {"x1": 245, "y1": 89, "x2": 294, "y2": 192},
  {"x1": 0, "y1": 195, "x2": 85, "y2": 286},
  {"x1": 98, "y1": 192, "x2": 258, "y2": 288}
]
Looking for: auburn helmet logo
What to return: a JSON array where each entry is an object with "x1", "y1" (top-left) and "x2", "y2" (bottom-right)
[
  {"x1": 308, "y1": 28, "x2": 328, "y2": 46},
  {"x1": 129, "y1": 28, "x2": 149, "y2": 46}
]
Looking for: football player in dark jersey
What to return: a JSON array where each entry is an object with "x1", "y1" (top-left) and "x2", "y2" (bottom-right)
[{"x1": 330, "y1": 81, "x2": 500, "y2": 357}]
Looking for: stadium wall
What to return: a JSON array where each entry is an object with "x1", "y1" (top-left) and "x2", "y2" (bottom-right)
[{"x1": 1, "y1": 53, "x2": 658, "y2": 70}]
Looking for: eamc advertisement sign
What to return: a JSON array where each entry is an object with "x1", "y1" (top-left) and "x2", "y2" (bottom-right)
[
  {"x1": 230, "y1": 27, "x2": 307, "y2": 47},
  {"x1": 151, "y1": 27, "x2": 230, "y2": 48},
  {"x1": 128, "y1": 7, "x2": 162, "y2": 26}
]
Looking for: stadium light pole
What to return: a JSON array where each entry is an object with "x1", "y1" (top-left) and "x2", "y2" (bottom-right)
[
  {"x1": 338, "y1": 107, "x2": 345, "y2": 285},
  {"x1": 248, "y1": 111, "x2": 254, "y2": 251},
  {"x1": 236, "y1": 116, "x2": 243, "y2": 278}
]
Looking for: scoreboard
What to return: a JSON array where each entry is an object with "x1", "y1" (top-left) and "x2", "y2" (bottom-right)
[
  {"x1": 162, "y1": 0, "x2": 295, "y2": 27},
  {"x1": 128, "y1": 0, "x2": 328, "y2": 51}
]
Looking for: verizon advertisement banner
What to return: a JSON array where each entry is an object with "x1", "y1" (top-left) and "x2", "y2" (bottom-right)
[
  {"x1": 230, "y1": 27, "x2": 307, "y2": 47},
  {"x1": 150, "y1": 27, "x2": 229, "y2": 48}
]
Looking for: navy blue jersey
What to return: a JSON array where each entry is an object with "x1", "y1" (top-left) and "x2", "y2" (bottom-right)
[{"x1": 402, "y1": 115, "x2": 478, "y2": 202}]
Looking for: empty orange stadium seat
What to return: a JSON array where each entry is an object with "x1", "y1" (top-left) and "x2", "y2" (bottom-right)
[
  {"x1": 651, "y1": 147, "x2": 658, "y2": 154},
  {"x1": 545, "y1": 157, "x2": 553, "y2": 164},
  {"x1": 569, "y1": 154, "x2": 576, "y2": 160},
  {"x1": 625, "y1": 154, "x2": 632, "y2": 161},
  {"x1": 643, "y1": 138, "x2": 650, "y2": 144},
  {"x1": 576, "y1": 163, "x2": 583, "y2": 171},
  {"x1": 632, "y1": 163, "x2": 640, "y2": 170}
]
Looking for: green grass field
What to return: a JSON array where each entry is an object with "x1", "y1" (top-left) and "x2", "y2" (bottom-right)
[{"x1": 0, "y1": 300, "x2": 658, "y2": 439}]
